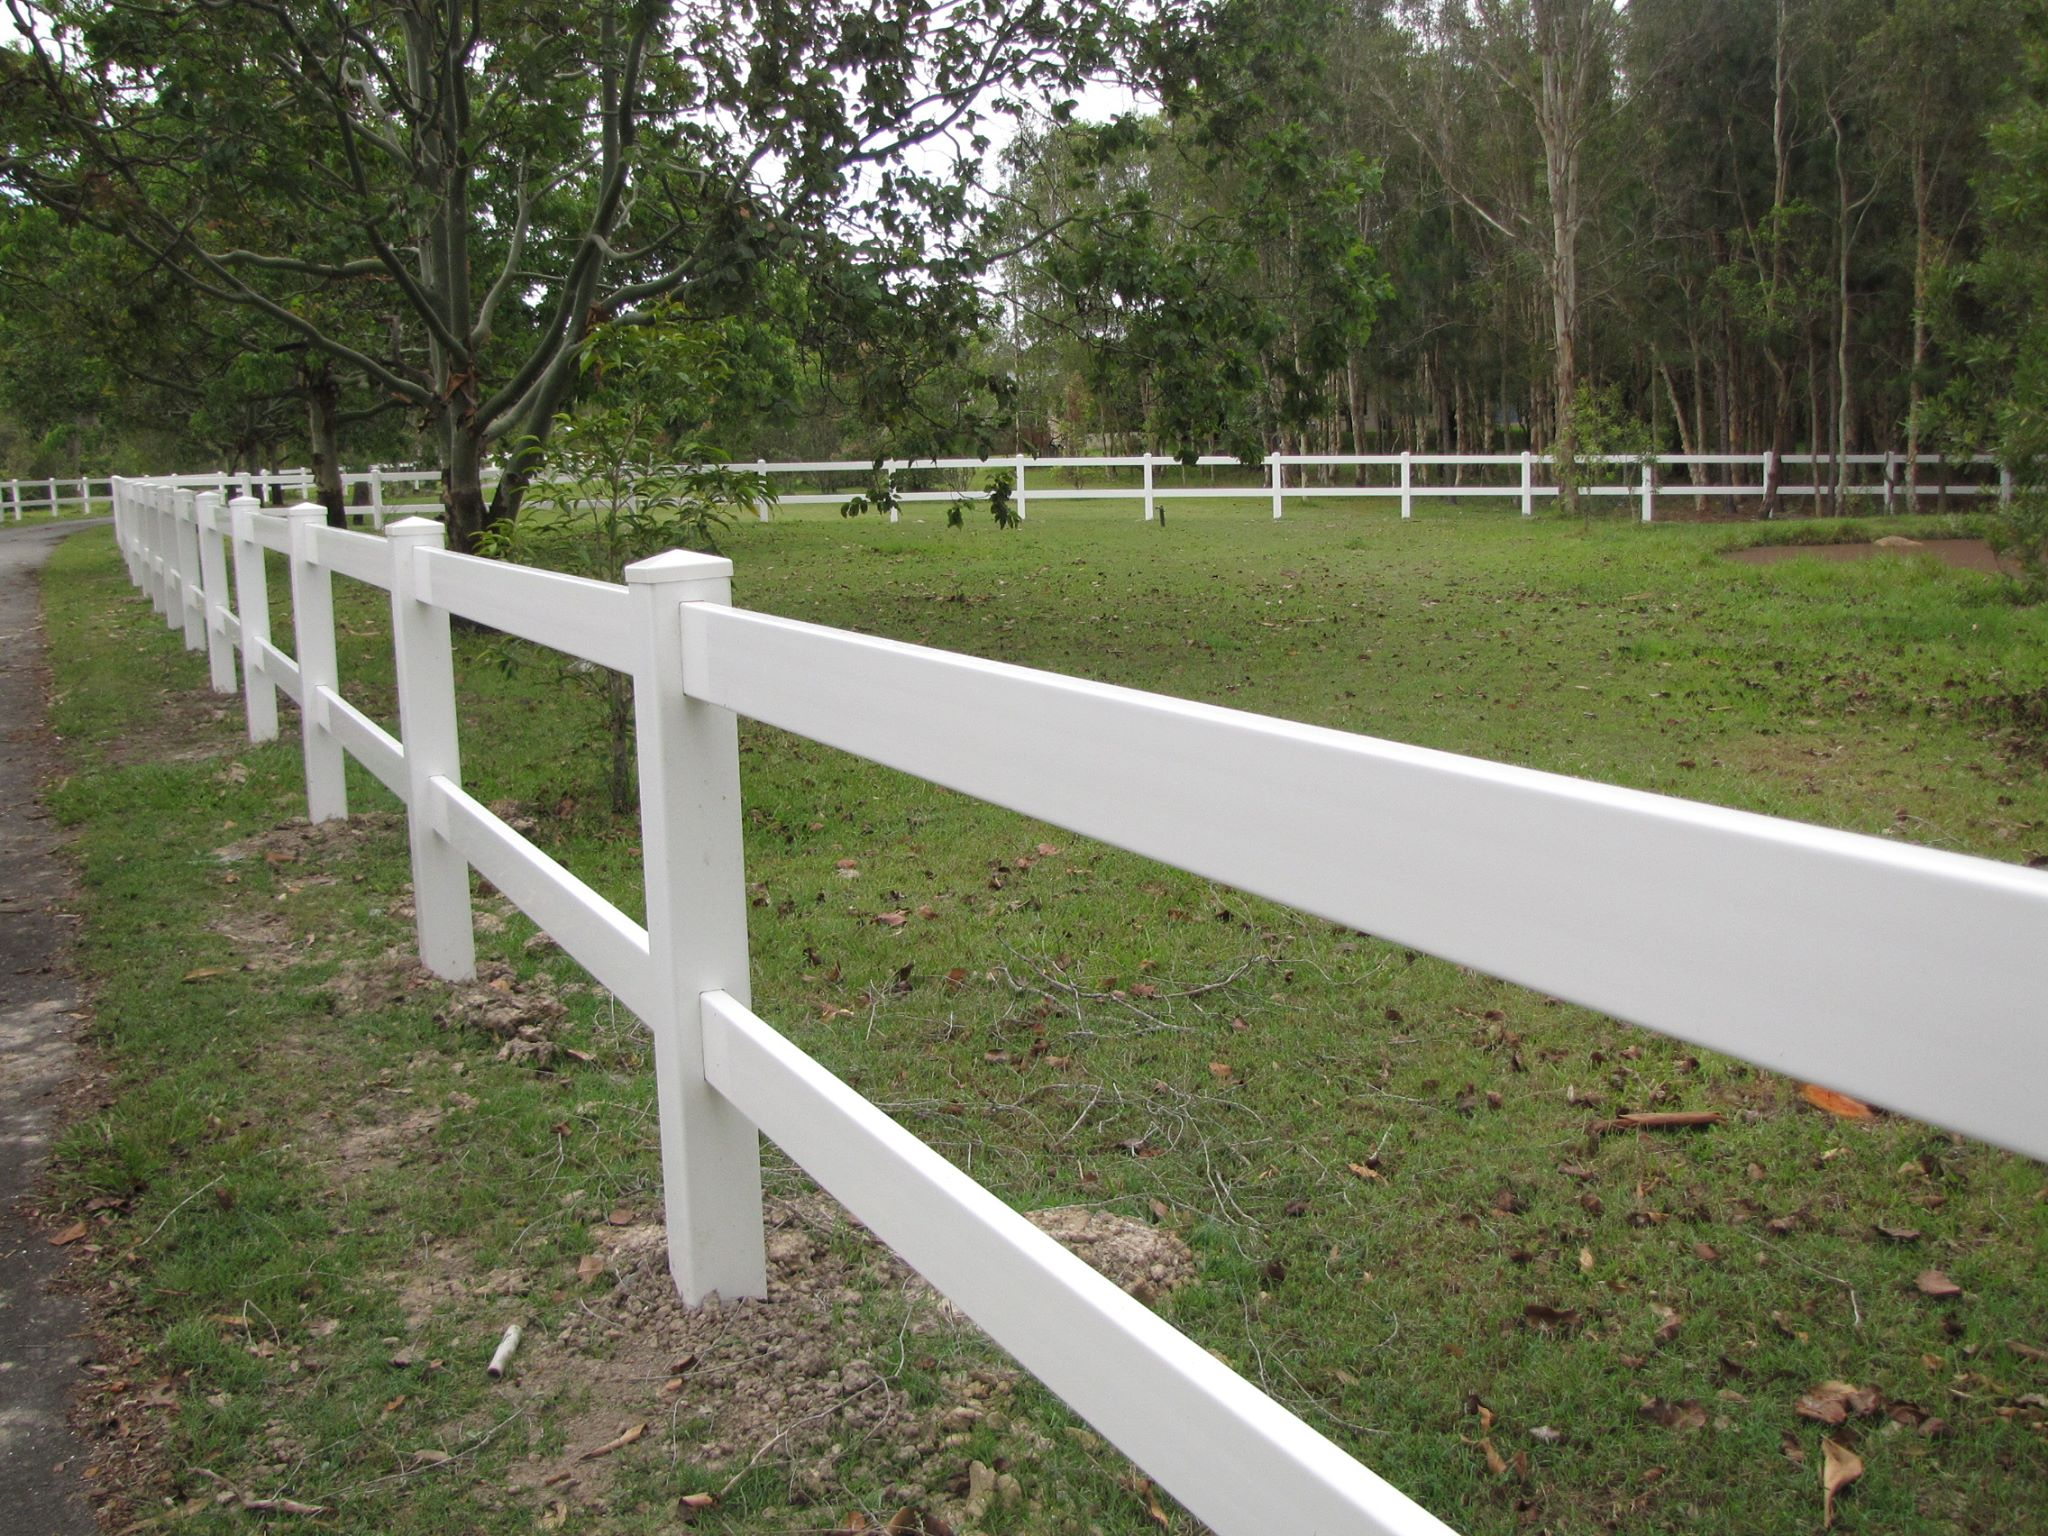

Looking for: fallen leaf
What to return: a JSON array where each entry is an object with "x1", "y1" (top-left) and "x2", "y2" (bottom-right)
[
  {"x1": 578, "y1": 1422, "x2": 646, "y2": 1461},
  {"x1": 577, "y1": 1254, "x2": 605, "y2": 1283},
  {"x1": 1579, "y1": 1246, "x2": 1595, "y2": 1272},
  {"x1": 1347, "y1": 1162, "x2": 1382, "y2": 1181},
  {"x1": 606, "y1": 1208, "x2": 633, "y2": 1226},
  {"x1": 405, "y1": 1449, "x2": 452, "y2": 1470},
  {"x1": 49, "y1": 1221, "x2": 89, "y2": 1247},
  {"x1": 1821, "y1": 1437, "x2": 1863, "y2": 1527},
  {"x1": 1800, "y1": 1084, "x2": 1876, "y2": 1120},
  {"x1": 1639, "y1": 1398, "x2": 1708, "y2": 1432},
  {"x1": 1530, "y1": 1425, "x2": 1564, "y2": 1445},
  {"x1": 1479, "y1": 1437, "x2": 1508, "y2": 1477},
  {"x1": 1915, "y1": 1269, "x2": 1963, "y2": 1298},
  {"x1": 1207, "y1": 1061, "x2": 1234, "y2": 1081},
  {"x1": 1653, "y1": 1305, "x2": 1683, "y2": 1344},
  {"x1": 875, "y1": 909, "x2": 909, "y2": 928},
  {"x1": 181, "y1": 967, "x2": 230, "y2": 982},
  {"x1": 2008, "y1": 1339, "x2": 2048, "y2": 1363},
  {"x1": 1873, "y1": 1223, "x2": 1921, "y2": 1242},
  {"x1": 678, "y1": 1492, "x2": 718, "y2": 1513},
  {"x1": 1523, "y1": 1303, "x2": 1580, "y2": 1332},
  {"x1": 1693, "y1": 1241, "x2": 1722, "y2": 1262},
  {"x1": 1140, "y1": 1477, "x2": 1170, "y2": 1530}
]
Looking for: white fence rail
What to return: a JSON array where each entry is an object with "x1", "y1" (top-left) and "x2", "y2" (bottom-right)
[
  {"x1": 104, "y1": 476, "x2": 2047, "y2": 1536},
  {"x1": 75, "y1": 446, "x2": 2007, "y2": 533}
]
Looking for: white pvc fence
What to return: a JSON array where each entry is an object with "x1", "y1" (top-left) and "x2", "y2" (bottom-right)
[
  {"x1": 88, "y1": 447, "x2": 2007, "y2": 534},
  {"x1": 3, "y1": 475, "x2": 114, "y2": 520},
  {"x1": 105, "y1": 476, "x2": 2047, "y2": 1536},
  {"x1": 735, "y1": 448, "x2": 2006, "y2": 523}
]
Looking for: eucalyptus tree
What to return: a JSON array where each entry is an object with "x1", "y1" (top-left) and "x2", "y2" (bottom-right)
[{"x1": 2, "y1": 0, "x2": 1128, "y2": 548}]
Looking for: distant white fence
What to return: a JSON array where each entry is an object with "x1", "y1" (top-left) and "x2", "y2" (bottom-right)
[
  {"x1": 106, "y1": 476, "x2": 2047, "y2": 1536},
  {"x1": 102, "y1": 447, "x2": 2008, "y2": 533},
  {"x1": 736, "y1": 448, "x2": 2008, "y2": 524},
  {"x1": 3, "y1": 475, "x2": 113, "y2": 520}
]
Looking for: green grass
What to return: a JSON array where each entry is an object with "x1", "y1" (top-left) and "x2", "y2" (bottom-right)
[{"x1": 37, "y1": 495, "x2": 2048, "y2": 1535}]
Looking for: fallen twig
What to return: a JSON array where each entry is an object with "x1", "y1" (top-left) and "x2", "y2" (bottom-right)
[
  {"x1": 578, "y1": 1422, "x2": 646, "y2": 1461},
  {"x1": 1587, "y1": 1111, "x2": 1725, "y2": 1135}
]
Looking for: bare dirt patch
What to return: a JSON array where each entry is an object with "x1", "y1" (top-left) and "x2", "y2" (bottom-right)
[
  {"x1": 101, "y1": 683, "x2": 242, "y2": 767},
  {"x1": 1725, "y1": 537, "x2": 2017, "y2": 575},
  {"x1": 374, "y1": 1192, "x2": 1196, "y2": 1530}
]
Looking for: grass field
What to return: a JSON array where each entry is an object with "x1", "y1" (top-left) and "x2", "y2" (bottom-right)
[{"x1": 38, "y1": 496, "x2": 2048, "y2": 1535}]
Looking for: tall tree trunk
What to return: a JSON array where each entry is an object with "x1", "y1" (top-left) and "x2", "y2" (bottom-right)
[
  {"x1": 303, "y1": 365, "x2": 347, "y2": 528},
  {"x1": 1907, "y1": 143, "x2": 1931, "y2": 511}
]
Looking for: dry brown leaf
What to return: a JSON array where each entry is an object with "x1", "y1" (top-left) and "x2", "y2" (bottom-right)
[
  {"x1": 1638, "y1": 1398, "x2": 1708, "y2": 1432},
  {"x1": 1915, "y1": 1269, "x2": 1963, "y2": 1298},
  {"x1": 576, "y1": 1254, "x2": 605, "y2": 1283},
  {"x1": 1800, "y1": 1084, "x2": 1876, "y2": 1119},
  {"x1": 1140, "y1": 1478, "x2": 1170, "y2": 1530},
  {"x1": 1347, "y1": 1162, "x2": 1382, "y2": 1181},
  {"x1": 578, "y1": 1422, "x2": 646, "y2": 1461},
  {"x1": 1873, "y1": 1223, "x2": 1921, "y2": 1242},
  {"x1": 1207, "y1": 1061, "x2": 1234, "y2": 1081},
  {"x1": 181, "y1": 967, "x2": 230, "y2": 982},
  {"x1": 1479, "y1": 1438, "x2": 1508, "y2": 1477},
  {"x1": 1653, "y1": 1305, "x2": 1683, "y2": 1344},
  {"x1": 405, "y1": 1448, "x2": 452, "y2": 1470},
  {"x1": 1821, "y1": 1437, "x2": 1863, "y2": 1527},
  {"x1": 1579, "y1": 1246, "x2": 1595, "y2": 1272},
  {"x1": 48, "y1": 1220, "x2": 89, "y2": 1247}
]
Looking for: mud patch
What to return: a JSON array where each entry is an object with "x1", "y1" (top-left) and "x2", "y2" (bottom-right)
[{"x1": 1725, "y1": 537, "x2": 2017, "y2": 575}]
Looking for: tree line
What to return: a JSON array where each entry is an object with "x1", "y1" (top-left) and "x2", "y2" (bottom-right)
[
  {"x1": 3, "y1": 0, "x2": 2046, "y2": 544},
  {"x1": 1000, "y1": 0, "x2": 2042, "y2": 518}
]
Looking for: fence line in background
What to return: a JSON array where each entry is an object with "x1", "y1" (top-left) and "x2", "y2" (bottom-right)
[
  {"x1": 54, "y1": 446, "x2": 2010, "y2": 530},
  {"x1": 103, "y1": 476, "x2": 2048, "y2": 1535}
]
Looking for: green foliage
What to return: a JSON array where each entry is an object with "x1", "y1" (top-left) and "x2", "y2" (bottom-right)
[
  {"x1": 1968, "y1": 21, "x2": 2048, "y2": 600},
  {"x1": 986, "y1": 469, "x2": 1019, "y2": 529},
  {"x1": 1552, "y1": 382, "x2": 1654, "y2": 519},
  {"x1": 839, "y1": 467, "x2": 902, "y2": 520},
  {"x1": 478, "y1": 317, "x2": 772, "y2": 810}
]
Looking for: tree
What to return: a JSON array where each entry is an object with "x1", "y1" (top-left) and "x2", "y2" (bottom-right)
[{"x1": 3, "y1": 0, "x2": 1127, "y2": 548}]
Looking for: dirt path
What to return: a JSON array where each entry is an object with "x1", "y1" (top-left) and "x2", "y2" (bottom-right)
[{"x1": 0, "y1": 521, "x2": 105, "y2": 1536}]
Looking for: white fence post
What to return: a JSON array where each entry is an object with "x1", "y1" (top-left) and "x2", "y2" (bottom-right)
[
  {"x1": 755, "y1": 459, "x2": 771, "y2": 522},
  {"x1": 139, "y1": 488, "x2": 164, "y2": 617},
  {"x1": 283, "y1": 502, "x2": 347, "y2": 822},
  {"x1": 386, "y1": 517, "x2": 477, "y2": 980},
  {"x1": 194, "y1": 492, "x2": 239, "y2": 694},
  {"x1": 46, "y1": 477, "x2": 58, "y2": 517},
  {"x1": 625, "y1": 549, "x2": 767, "y2": 1307},
  {"x1": 2001, "y1": 463, "x2": 2015, "y2": 506},
  {"x1": 1884, "y1": 450, "x2": 1897, "y2": 512},
  {"x1": 368, "y1": 466, "x2": 386, "y2": 530},
  {"x1": 1762, "y1": 448, "x2": 1780, "y2": 514},
  {"x1": 1639, "y1": 459, "x2": 1655, "y2": 523},
  {"x1": 1014, "y1": 454, "x2": 1028, "y2": 521},
  {"x1": 1519, "y1": 450, "x2": 1534, "y2": 517},
  {"x1": 1400, "y1": 450, "x2": 1413, "y2": 520},
  {"x1": 229, "y1": 496, "x2": 280, "y2": 744},
  {"x1": 5, "y1": 480, "x2": 16, "y2": 522},
  {"x1": 1270, "y1": 456, "x2": 1284, "y2": 519},
  {"x1": 1142, "y1": 453, "x2": 1155, "y2": 522},
  {"x1": 173, "y1": 490, "x2": 207, "y2": 652}
]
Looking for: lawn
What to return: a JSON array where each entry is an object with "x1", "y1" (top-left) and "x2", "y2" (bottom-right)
[{"x1": 37, "y1": 495, "x2": 2048, "y2": 1535}]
